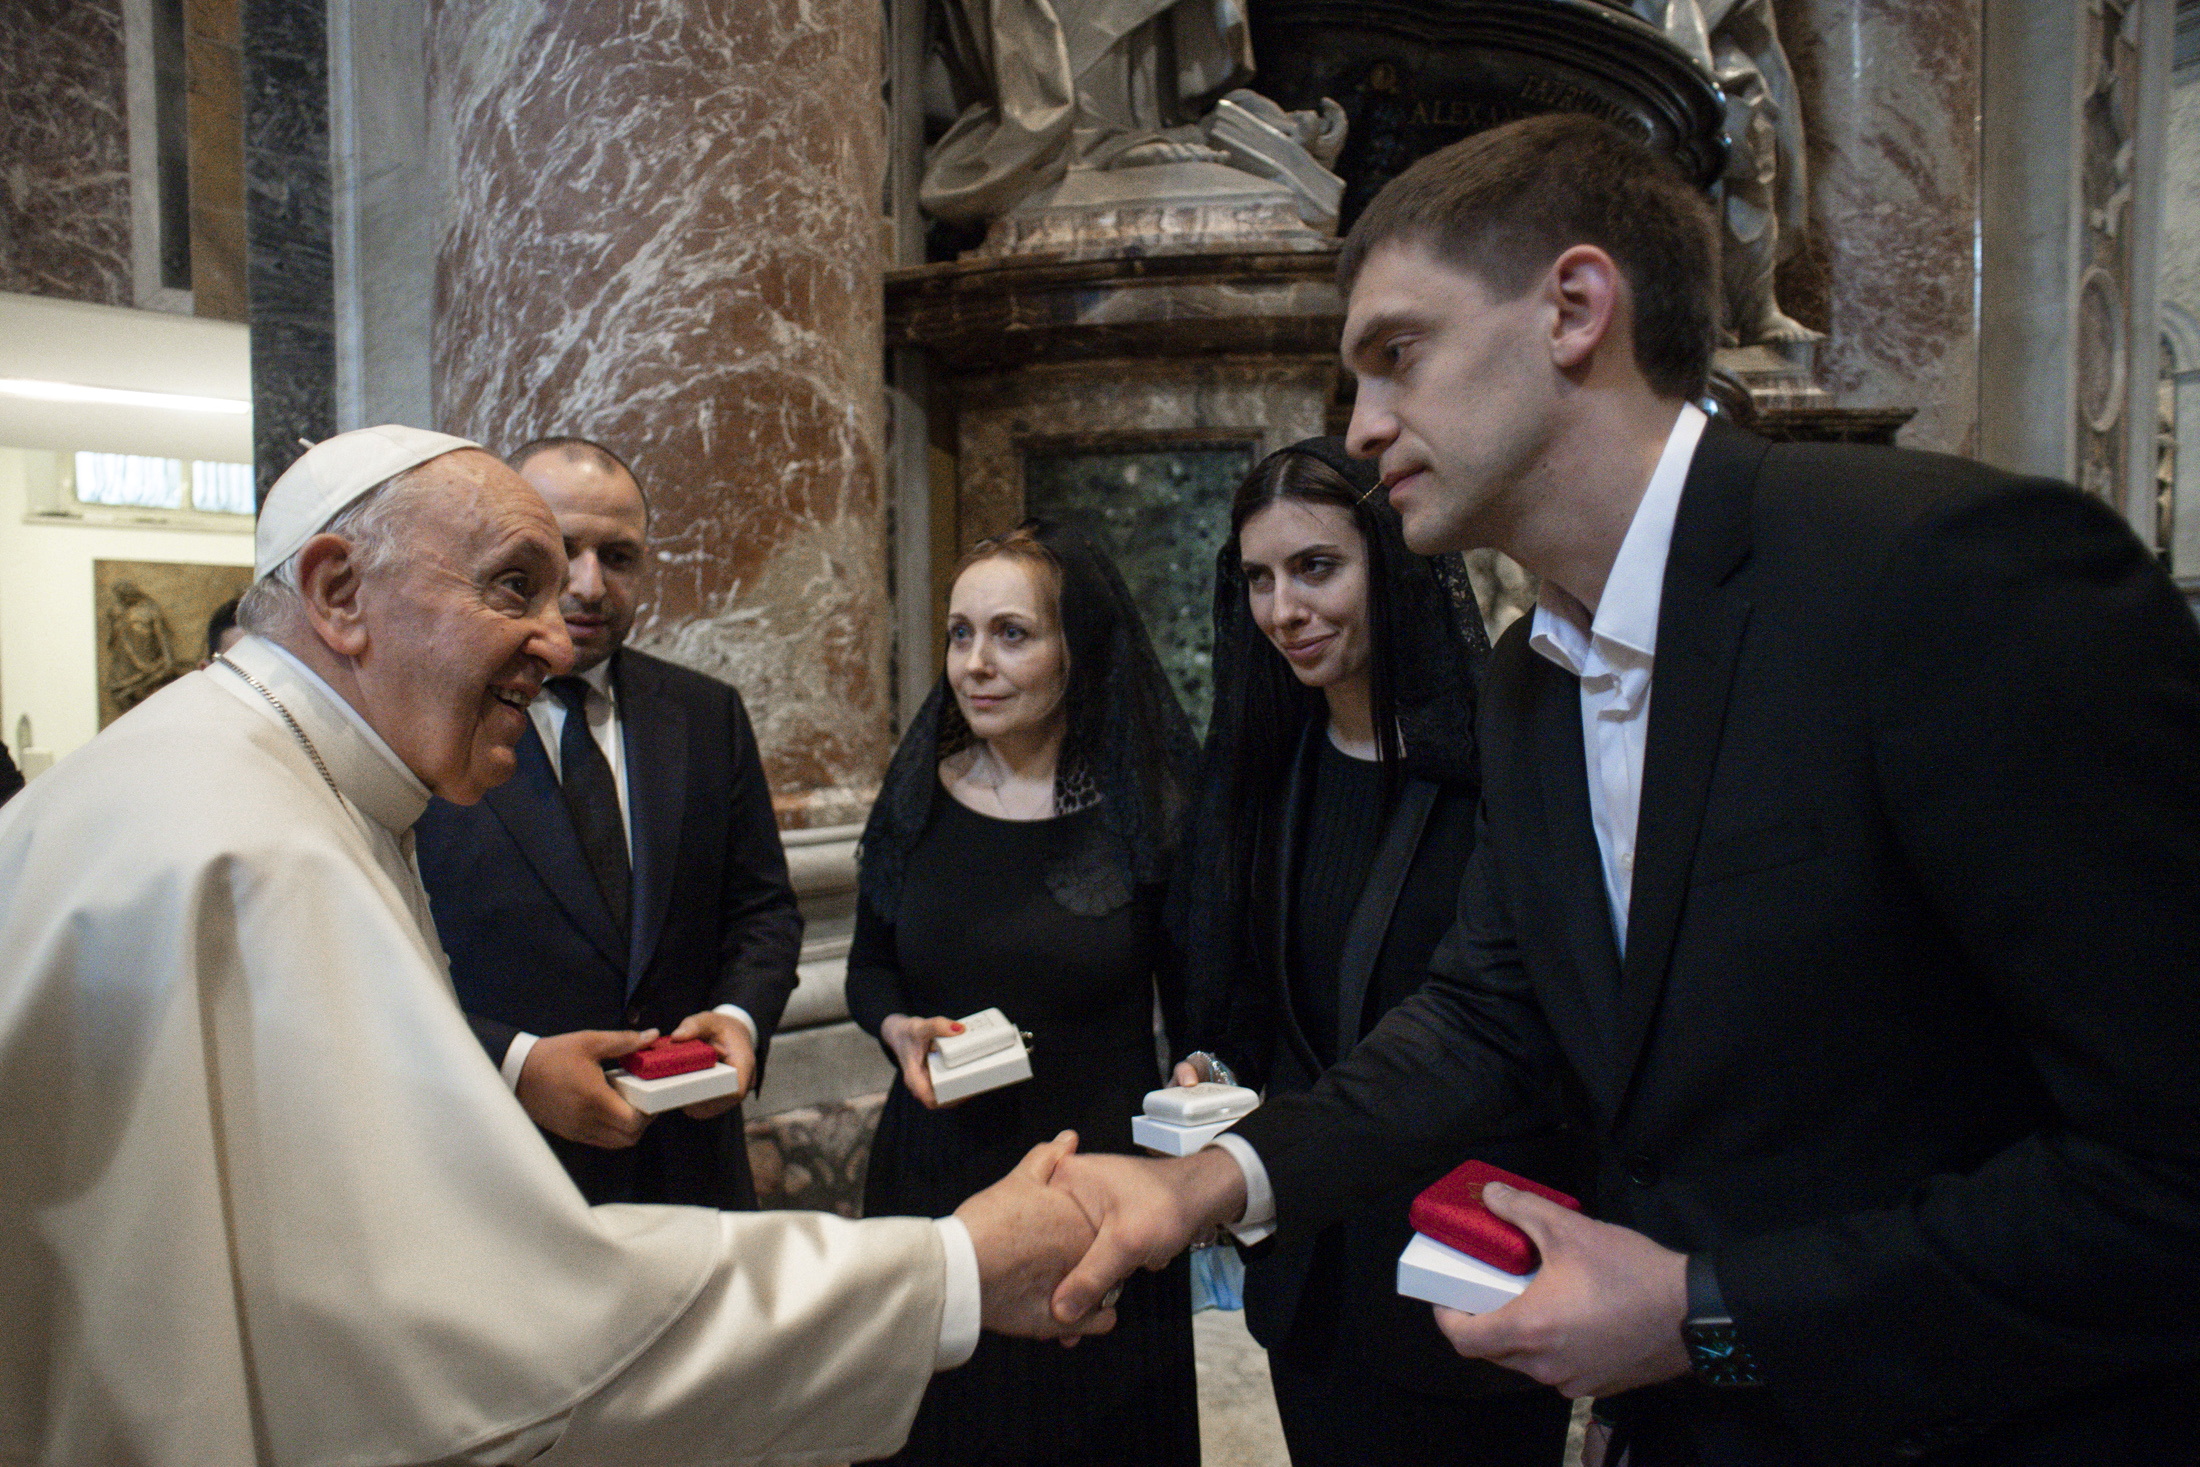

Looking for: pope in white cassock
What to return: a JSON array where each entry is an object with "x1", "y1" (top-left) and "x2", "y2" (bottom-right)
[{"x1": 0, "y1": 428, "x2": 1105, "y2": 1467}]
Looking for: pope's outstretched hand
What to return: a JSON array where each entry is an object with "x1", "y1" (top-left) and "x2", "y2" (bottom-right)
[
  {"x1": 954, "y1": 1131, "x2": 1122, "y2": 1339},
  {"x1": 1044, "y1": 1149, "x2": 1249, "y2": 1323}
]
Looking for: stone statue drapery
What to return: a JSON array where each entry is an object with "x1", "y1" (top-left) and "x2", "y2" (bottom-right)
[
  {"x1": 922, "y1": 0, "x2": 1346, "y2": 249},
  {"x1": 1636, "y1": 0, "x2": 1820, "y2": 345},
  {"x1": 923, "y1": 0, "x2": 1257, "y2": 223}
]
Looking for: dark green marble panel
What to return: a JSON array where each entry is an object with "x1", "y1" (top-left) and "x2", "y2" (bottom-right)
[{"x1": 1023, "y1": 442, "x2": 1256, "y2": 733}]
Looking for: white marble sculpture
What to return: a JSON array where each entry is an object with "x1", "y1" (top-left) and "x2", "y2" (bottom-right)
[
  {"x1": 922, "y1": 0, "x2": 1347, "y2": 255},
  {"x1": 1636, "y1": 0, "x2": 1822, "y2": 346}
]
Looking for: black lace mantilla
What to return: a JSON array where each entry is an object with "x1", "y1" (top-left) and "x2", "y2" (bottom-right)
[
  {"x1": 859, "y1": 520, "x2": 1198, "y2": 920},
  {"x1": 1170, "y1": 436, "x2": 1490, "y2": 1047}
]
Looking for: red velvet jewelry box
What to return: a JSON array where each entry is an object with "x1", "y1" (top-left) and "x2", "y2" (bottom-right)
[
  {"x1": 621, "y1": 1038, "x2": 718, "y2": 1081},
  {"x1": 1408, "y1": 1159, "x2": 1581, "y2": 1275}
]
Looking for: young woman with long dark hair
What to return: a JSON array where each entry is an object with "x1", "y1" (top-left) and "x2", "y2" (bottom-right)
[{"x1": 1173, "y1": 438, "x2": 1580, "y2": 1466}]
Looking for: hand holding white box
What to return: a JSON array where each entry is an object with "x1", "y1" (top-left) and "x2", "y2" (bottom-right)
[
  {"x1": 1132, "y1": 1081, "x2": 1260, "y2": 1156},
  {"x1": 926, "y1": 1007, "x2": 1033, "y2": 1103},
  {"x1": 1395, "y1": 1232, "x2": 1537, "y2": 1314},
  {"x1": 611, "y1": 1062, "x2": 744, "y2": 1115}
]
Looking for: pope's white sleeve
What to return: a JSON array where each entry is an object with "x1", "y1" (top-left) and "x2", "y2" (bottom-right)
[
  {"x1": 452, "y1": 1210, "x2": 948, "y2": 1465},
  {"x1": 932, "y1": 1214, "x2": 981, "y2": 1369}
]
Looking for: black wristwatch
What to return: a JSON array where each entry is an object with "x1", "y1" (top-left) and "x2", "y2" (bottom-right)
[{"x1": 1682, "y1": 1255, "x2": 1765, "y2": 1388}]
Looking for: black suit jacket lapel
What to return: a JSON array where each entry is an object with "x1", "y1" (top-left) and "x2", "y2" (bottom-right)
[
  {"x1": 1265, "y1": 722, "x2": 1326, "y2": 1081},
  {"x1": 615, "y1": 653, "x2": 687, "y2": 994},
  {"x1": 1523, "y1": 652, "x2": 1629, "y2": 1112},
  {"x1": 1332, "y1": 777, "x2": 1438, "y2": 1061},
  {"x1": 484, "y1": 719, "x2": 629, "y2": 972},
  {"x1": 1611, "y1": 418, "x2": 1767, "y2": 1109}
]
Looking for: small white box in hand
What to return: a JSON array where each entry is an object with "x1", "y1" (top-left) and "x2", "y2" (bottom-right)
[
  {"x1": 611, "y1": 1063, "x2": 744, "y2": 1116},
  {"x1": 1395, "y1": 1232, "x2": 1536, "y2": 1315},
  {"x1": 1132, "y1": 1082, "x2": 1260, "y2": 1156},
  {"x1": 926, "y1": 1008, "x2": 1033, "y2": 1103}
]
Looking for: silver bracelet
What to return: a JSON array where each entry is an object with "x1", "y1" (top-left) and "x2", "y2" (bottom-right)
[{"x1": 1179, "y1": 1051, "x2": 1238, "y2": 1087}]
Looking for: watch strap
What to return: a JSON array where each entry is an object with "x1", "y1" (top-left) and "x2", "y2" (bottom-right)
[{"x1": 1682, "y1": 1255, "x2": 1765, "y2": 1388}]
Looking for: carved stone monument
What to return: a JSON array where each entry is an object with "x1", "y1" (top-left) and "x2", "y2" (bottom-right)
[
  {"x1": 1633, "y1": 0, "x2": 1826, "y2": 411},
  {"x1": 1246, "y1": 1, "x2": 1729, "y2": 216},
  {"x1": 923, "y1": 0, "x2": 1353, "y2": 255},
  {"x1": 1243, "y1": 0, "x2": 1824, "y2": 405}
]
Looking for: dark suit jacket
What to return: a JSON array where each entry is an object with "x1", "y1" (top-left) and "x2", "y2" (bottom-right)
[
  {"x1": 1231, "y1": 420, "x2": 2200, "y2": 1465},
  {"x1": 1205, "y1": 722, "x2": 1581, "y2": 1399},
  {"x1": 415, "y1": 647, "x2": 802, "y2": 1209}
]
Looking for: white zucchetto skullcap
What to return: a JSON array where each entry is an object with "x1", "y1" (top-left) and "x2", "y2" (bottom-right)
[{"x1": 255, "y1": 424, "x2": 482, "y2": 579}]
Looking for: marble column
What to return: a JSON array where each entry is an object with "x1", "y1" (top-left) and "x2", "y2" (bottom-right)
[
  {"x1": 1778, "y1": 0, "x2": 1983, "y2": 456},
  {"x1": 185, "y1": 0, "x2": 249, "y2": 323},
  {"x1": 429, "y1": 0, "x2": 890, "y2": 823},
  {"x1": 243, "y1": 0, "x2": 337, "y2": 495},
  {"x1": 0, "y1": 1, "x2": 134, "y2": 306}
]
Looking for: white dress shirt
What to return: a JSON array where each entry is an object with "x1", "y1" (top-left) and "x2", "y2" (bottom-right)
[
  {"x1": 1524, "y1": 401, "x2": 1704, "y2": 950},
  {"x1": 498, "y1": 657, "x2": 758, "y2": 1084},
  {"x1": 1216, "y1": 402, "x2": 1708, "y2": 1239}
]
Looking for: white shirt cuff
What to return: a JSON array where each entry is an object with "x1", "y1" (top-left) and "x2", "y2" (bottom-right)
[
  {"x1": 1208, "y1": 1132, "x2": 1276, "y2": 1245},
  {"x1": 500, "y1": 1031, "x2": 540, "y2": 1091},
  {"x1": 931, "y1": 1215, "x2": 982, "y2": 1371},
  {"x1": 711, "y1": 1004, "x2": 759, "y2": 1044}
]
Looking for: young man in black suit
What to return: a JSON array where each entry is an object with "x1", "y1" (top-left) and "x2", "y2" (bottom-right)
[
  {"x1": 1047, "y1": 114, "x2": 2200, "y2": 1464},
  {"x1": 415, "y1": 437, "x2": 802, "y2": 1209}
]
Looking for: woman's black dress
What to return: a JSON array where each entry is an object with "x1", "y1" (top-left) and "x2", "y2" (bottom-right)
[
  {"x1": 846, "y1": 791, "x2": 1199, "y2": 1467},
  {"x1": 1225, "y1": 733, "x2": 1578, "y2": 1466}
]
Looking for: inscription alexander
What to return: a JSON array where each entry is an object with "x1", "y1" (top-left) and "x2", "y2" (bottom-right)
[{"x1": 1405, "y1": 99, "x2": 1511, "y2": 130}]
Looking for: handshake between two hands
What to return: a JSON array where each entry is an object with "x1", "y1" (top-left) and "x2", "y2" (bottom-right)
[{"x1": 951, "y1": 1132, "x2": 1694, "y2": 1399}]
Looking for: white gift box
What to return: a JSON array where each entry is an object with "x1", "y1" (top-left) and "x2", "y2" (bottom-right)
[
  {"x1": 926, "y1": 1008, "x2": 1033, "y2": 1103},
  {"x1": 1133, "y1": 1082, "x2": 1260, "y2": 1155},
  {"x1": 1396, "y1": 1231, "x2": 1537, "y2": 1314},
  {"x1": 1143, "y1": 1081, "x2": 1259, "y2": 1125},
  {"x1": 611, "y1": 1062, "x2": 744, "y2": 1116},
  {"x1": 932, "y1": 1007, "x2": 1019, "y2": 1068},
  {"x1": 1131, "y1": 1114, "x2": 1248, "y2": 1156}
]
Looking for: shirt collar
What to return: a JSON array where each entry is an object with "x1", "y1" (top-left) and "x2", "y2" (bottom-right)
[
  {"x1": 535, "y1": 654, "x2": 617, "y2": 709},
  {"x1": 218, "y1": 633, "x2": 433, "y2": 834},
  {"x1": 1528, "y1": 402, "x2": 1707, "y2": 704}
]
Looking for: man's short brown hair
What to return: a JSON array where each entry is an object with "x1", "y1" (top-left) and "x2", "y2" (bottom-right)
[{"x1": 1337, "y1": 113, "x2": 1719, "y2": 400}]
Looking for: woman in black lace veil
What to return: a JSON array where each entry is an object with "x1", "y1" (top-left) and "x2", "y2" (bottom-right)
[
  {"x1": 1170, "y1": 440, "x2": 1580, "y2": 1466},
  {"x1": 848, "y1": 519, "x2": 1199, "y2": 1467}
]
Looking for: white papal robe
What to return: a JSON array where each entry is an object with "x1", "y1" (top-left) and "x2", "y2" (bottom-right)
[{"x1": 0, "y1": 635, "x2": 955, "y2": 1467}]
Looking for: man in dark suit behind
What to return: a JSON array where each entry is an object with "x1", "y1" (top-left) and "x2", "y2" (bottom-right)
[
  {"x1": 416, "y1": 437, "x2": 801, "y2": 1209},
  {"x1": 1048, "y1": 114, "x2": 2200, "y2": 1464}
]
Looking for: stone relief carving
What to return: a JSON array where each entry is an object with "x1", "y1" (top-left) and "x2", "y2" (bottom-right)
[
  {"x1": 2077, "y1": 0, "x2": 2142, "y2": 508},
  {"x1": 94, "y1": 559, "x2": 252, "y2": 729},
  {"x1": 102, "y1": 581, "x2": 183, "y2": 716},
  {"x1": 921, "y1": 0, "x2": 1348, "y2": 254},
  {"x1": 1633, "y1": 0, "x2": 1820, "y2": 348}
]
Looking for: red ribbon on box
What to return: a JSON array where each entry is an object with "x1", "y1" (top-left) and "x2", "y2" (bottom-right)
[
  {"x1": 1408, "y1": 1159, "x2": 1581, "y2": 1276},
  {"x1": 622, "y1": 1038, "x2": 717, "y2": 1080}
]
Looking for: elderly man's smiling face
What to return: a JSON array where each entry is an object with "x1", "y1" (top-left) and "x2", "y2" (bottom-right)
[{"x1": 352, "y1": 450, "x2": 572, "y2": 803}]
